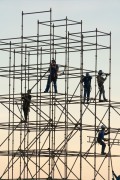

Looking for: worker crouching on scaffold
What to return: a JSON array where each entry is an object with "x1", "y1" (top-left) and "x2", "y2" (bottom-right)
[{"x1": 44, "y1": 59, "x2": 59, "y2": 93}]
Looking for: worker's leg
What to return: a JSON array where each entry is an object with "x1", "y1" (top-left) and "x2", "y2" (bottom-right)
[
  {"x1": 98, "y1": 139, "x2": 106, "y2": 154},
  {"x1": 53, "y1": 78, "x2": 57, "y2": 93},
  {"x1": 101, "y1": 141, "x2": 106, "y2": 154},
  {"x1": 99, "y1": 87, "x2": 102, "y2": 101},
  {"x1": 84, "y1": 88, "x2": 87, "y2": 102},
  {"x1": 87, "y1": 87, "x2": 90, "y2": 102},
  {"x1": 44, "y1": 76, "x2": 51, "y2": 92},
  {"x1": 102, "y1": 85, "x2": 107, "y2": 101},
  {"x1": 23, "y1": 108, "x2": 28, "y2": 122}
]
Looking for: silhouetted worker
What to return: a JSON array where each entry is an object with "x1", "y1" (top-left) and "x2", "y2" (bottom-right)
[
  {"x1": 22, "y1": 89, "x2": 31, "y2": 122},
  {"x1": 81, "y1": 72, "x2": 92, "y2": 103},
  {"x1": 97, "y1": 125, "x2": 110, "y2": 155},
  {"x1": 44, "y1": 59, "x2": 59, "y2": 93},
  {"x1": 97, "y1": 70, "x2": 108, "y2": 102},
  {"x1": 112, "y1": 171, "x2": 120, "y2": 180}
]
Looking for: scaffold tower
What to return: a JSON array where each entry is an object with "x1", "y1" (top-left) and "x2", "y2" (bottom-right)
[{"x1": 0, "y1": 8, "x2": 119, "y2": 180}]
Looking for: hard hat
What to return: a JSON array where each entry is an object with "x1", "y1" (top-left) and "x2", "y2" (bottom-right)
[
  {"x1": 98, "y1": 70, "x2": 103, "y2": 74},
  {"x1": 27, "y1": 89, "x2": 31, "y2": 94},
  {"x1": 101, "y1": 125, "x2": 105, "y2": 129},
  {"x1": 52, "y1": 59, "x2": 56, "y2": 63}
]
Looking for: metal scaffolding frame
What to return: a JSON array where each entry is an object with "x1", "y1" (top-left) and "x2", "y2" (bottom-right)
[{"x1": 0, "y1": 8, "x2": 119, "y2": 180}]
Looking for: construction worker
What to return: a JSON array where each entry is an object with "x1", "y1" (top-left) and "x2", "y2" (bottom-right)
[
  {"x1": 81, "y1": 72, "x2": 92, "y2": 103},
  {"x1": 112, "y1": 171, "x2": 120, "y2": 180},
  {"x1": 44, "y1": 59, "x2": 59, "y2": 93},
  {"x1": 97, "y1": 125, "x2": 110, "y2": 155},
  {"x1": 97, "y1": 70, "x2": 108, "y2": 102},
  {"x1": 22, "y1": 89, "x2": 31, "y2": 122}
]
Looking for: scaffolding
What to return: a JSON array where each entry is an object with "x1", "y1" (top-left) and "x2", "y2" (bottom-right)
[{"x1": 0, "y1": 8, "x2": 119, "y2": 180}]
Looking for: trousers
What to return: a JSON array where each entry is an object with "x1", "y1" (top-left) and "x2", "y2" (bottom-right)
[{"x1": 45, "y1": 75, "x2": 57, "y2": 93}]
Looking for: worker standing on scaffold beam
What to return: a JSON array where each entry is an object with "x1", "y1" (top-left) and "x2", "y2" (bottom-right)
[
  {"x1": 80, "y1": 72, "x2": 92, "y2": 103},
  {"x1": 97, "y1": 70, "x2": 108, "y2": 102},
  {"x1": 44, "y1": 59, "x2": 59, "y2": 93},
  {"x1": 112, "y1": 171, "x2": 120, "y2": 180},
  {"x1": 97, "y1": 125, "x2": 110, "y2": 155},
  {"x1": 21, "y1": 89, "x2": 31, "y2": 122}
]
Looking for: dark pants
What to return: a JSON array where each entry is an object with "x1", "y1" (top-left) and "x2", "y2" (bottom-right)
[
  {"x1": 23, "y1": 107, "x2": 29, "y2": 121},
  {"x1": 45, "y1": 75, "x2": 57, "y2": 93},
  {"x1": 97, "y1": 139, "x2": 106, "y2": 154},
  {"x1": 84, "y1": 87, "x2": 90, "y2": 102},
  {"x1": 99, "y1": 85, "x2": 106, "y2": 100}
]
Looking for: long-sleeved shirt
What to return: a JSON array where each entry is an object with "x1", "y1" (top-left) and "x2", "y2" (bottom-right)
[
  {"x1": 48, "y1": 63, "x2": 59, "y2": 77},
  {"x1": 97, "y1": 74, "x2": 106, "y2": 87},
  {"x1": 81, "y1": 75, "x2": 92, "y2": 89}
]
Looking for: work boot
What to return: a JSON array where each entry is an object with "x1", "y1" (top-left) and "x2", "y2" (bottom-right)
[
  {"x1": 104, "y1": 98, "x2": 108, "y2": 102},
  {"x1": 44, "y1": 90, "x2": 48, "y2": 93},
  {"x1": 101, "y1": 152, "x2": 106, "y2": 155}
]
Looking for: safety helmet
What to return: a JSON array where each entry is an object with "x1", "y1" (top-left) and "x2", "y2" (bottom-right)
[
  {"x1": 51, "y1": 58, "x2": 56, "y2": 63},
  {"x1": 98, "y1": 70, "x2": 103, "y2": 75},
  {"x1": 101, "y1": 125, "x2": 105, "y2": 130},
  {"x1": 27, "y1": 89, "x2": 31, "y2": 94}
]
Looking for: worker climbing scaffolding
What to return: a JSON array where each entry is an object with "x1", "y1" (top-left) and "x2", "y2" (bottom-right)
[{"x1": 97, "y1": 125, "x2": 110, "y2": 155}]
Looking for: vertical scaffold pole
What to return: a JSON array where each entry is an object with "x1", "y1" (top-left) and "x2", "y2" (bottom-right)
[
  {"x1": 49, "y1": 7, "x2": 52, "y2": 178},
  {"x1": 12, "y1": 49, "x2": 15, "y2": 179},
  {"x1": 94, "y1": 28, "x2": 98, "y2": 180},
  {"x1": 8, "y1": 41, "x2": 11, "y2": 179},
  {"x1": 27, "y1": 51, "x2": 30, "y2": 179},
  {"x1": 51, "y1": 22, "x2": 55, "y2": 178},
  {"x1": 80, "y1": 20, "x2": 83, "y2": 180},
  {"x1": 39, "y1": 47, "x2": 42, "y2": 179},
  {"x1": 35, "y1": 19, "x2": 40, "y2": 179},
  {"x1": 20, "y1": 11, "x2": 24, "y2": 178},
  {"x1": 24, "y1": 44, "x2": 27, "y2": 179},
  {"x1": 64, "y1": 16, "x2": 68, "y2": 179},
  {"x1": 108, "y1": 32, "x2": 111, "y2": 180}
]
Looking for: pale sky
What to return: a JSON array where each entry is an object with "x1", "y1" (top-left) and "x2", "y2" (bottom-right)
[
  {"x1": 0, "y1": 0, "x2": 120, "y2": 179},
  {"x1": 0, "y1": 0, "x2": 120, "y2": 98}
]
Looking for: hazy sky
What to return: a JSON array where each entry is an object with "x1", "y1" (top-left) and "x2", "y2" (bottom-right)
[{"x1": 0, "y1": 0, "x2": 120, "y2": 98}]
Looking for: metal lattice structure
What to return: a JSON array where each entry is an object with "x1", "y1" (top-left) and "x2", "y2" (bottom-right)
[{"x1": 0, "y1": 9, "x2": 120, "y2": 180}]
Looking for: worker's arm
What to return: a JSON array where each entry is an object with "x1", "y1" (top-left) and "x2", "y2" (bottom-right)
[
  {"x1": 48, "y1": 67, "x2": 50, "y2": 72},
  {"x1": 104, "y1": 129, "x2": 110, "y2": 135},
  {"x1": 57, "y1": 64, "x2": 59, "y2": 73},
  {"x1": 80, "y1": 75, "x2": 84, "y2": 83},
  {"x1": 90, "y1": 76, "x2": 92, "y2": 85},
  {"x1": 21, "y1": 93, "x2": 25, "y2": 100},
  {"x1": 103, "y1": 136, "x2": 108, "y2": 141},
  {"x1": 104, "y1": 73, "x2": 108, "y2": 81}
]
